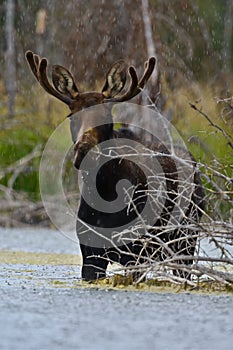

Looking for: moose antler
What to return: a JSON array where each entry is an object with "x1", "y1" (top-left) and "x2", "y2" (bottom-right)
[
  {"x1": 107, "y1": 57, "x2": 156, "y2": 102},
  {"x1": 25, "y1": 50, "x2": 73, "y2": 106},
  {"x1": 26, "y1": 50, "x2": 156, "y2": 107}
]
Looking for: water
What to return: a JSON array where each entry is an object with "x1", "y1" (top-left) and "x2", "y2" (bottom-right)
[
  {"x1": 0, "y1": 227, "x2": 233, "y2": 350},
  {"x1": 0, "y1": 281, "x2": 233, "y2": 350},
  {"x1": 0, "y1": 227, "x2": 80, "y2": 254}
]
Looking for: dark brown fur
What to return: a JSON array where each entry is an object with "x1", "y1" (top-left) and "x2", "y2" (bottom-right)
[{"x1": 25, "y1": 51, "x2": 205, "y2": 280}]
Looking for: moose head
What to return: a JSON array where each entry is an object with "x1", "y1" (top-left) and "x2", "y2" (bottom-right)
[{"x1": 25, "y1": 51, "x2": 155, "y2": 169}]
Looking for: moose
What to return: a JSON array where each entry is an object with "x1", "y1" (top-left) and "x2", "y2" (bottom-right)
[{"x1": 25, "y1": 50, "x2": 205, "y2": 281}]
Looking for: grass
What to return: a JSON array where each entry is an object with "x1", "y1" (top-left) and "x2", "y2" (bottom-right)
[
  {"x1": 88, "y1": 275, "x2": 233, "y2": 295},
  {"x1": 164, "y1": 81, "x2": 233, "y2": 165},
  {"x1": 0, "y1": 249, "x2": 81, "y2": 265},
  {"x1": 0, "y1": 88, "x2": 68, "y2": 200},
  {"x1": 1, "y1": 248, "x2": 232, "y2": 294},
  {"x1": 0, "y1": 81, "x2": 232, "y2": 214}
]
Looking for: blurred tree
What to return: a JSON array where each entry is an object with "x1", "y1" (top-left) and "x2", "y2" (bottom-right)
[
  {"x1": 5, "y1": 0, "x2": 16, "y2": 117},
  {"x1": 1, "y1": 0, "x2": 233, "y2": 112},
  {"x1": 222, "y1": 0, "x2": 233, "y2": 91}
]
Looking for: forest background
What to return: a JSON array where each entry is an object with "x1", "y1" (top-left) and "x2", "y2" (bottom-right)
[{"x1": 0, "y1": 0, "x2": 232, "y2": 227}]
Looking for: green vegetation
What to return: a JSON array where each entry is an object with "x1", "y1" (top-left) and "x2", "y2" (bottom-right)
[
  {"x1": 0, "y1": 88, "x2": 68, "y2": 200},
  {"x1": 0, "y1": 82, "x2": 232, "y2": 215}
]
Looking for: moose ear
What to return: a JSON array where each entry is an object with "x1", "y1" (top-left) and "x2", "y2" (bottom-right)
[
  {"x1": 102, "y1": 60, "x2": 127, "y2": 98},
  {"x1": 52, "y1": 65, "x2": 79, "y2": 99}
]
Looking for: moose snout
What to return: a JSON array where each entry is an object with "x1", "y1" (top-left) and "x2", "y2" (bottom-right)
[{"x1": 73, "y1": 131, "x2": 100, "y2": 170}]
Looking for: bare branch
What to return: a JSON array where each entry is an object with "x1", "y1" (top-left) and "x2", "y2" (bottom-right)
[{"x1": 189, "y1": 102, "x2": 233, "y2": 149}]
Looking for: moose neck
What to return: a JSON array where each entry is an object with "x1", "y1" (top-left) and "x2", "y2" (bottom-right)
[{"x1": 95, "y1": 122, "x2": 114, "y2": 143}]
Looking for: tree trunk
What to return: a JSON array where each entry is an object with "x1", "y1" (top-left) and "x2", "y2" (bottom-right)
[
  {"x1": 141, "y1": 0, "x2": 161, "y2": 106},
  {"x1": 223, "y1": 0, "x2": 233, "y2": 74},
  {"x1": 5, "y1": 0, "x2": 16, "y2": 118}
]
